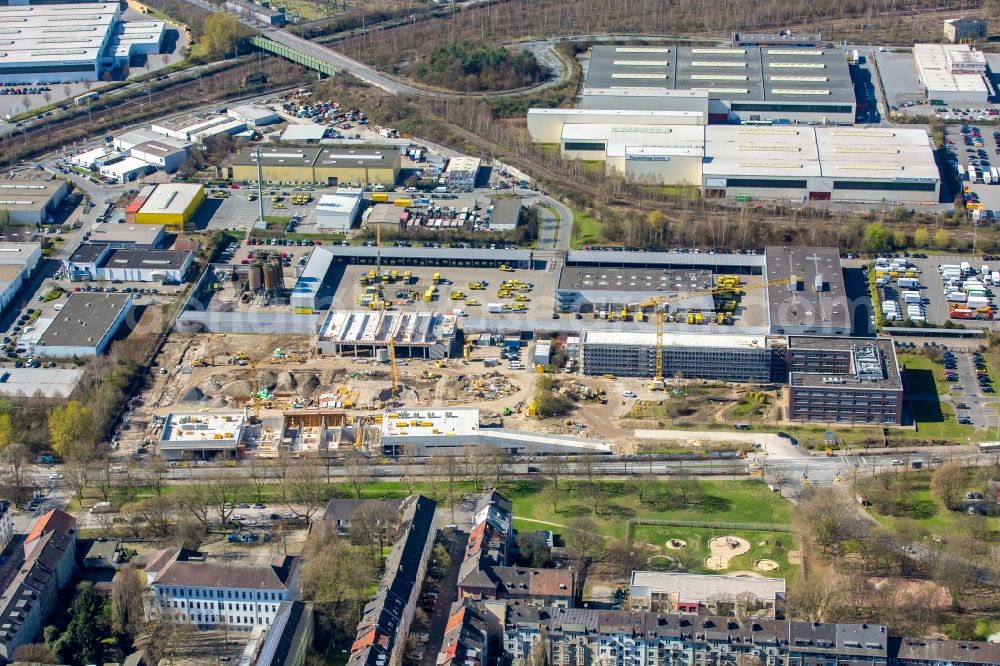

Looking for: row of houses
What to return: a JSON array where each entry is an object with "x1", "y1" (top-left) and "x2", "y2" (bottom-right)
[
  {"x1": 347, "y1": 495, "x2": 437, "y2": 666},
  {"x1": 0, "y1": 508, "x2": 77, "y2": 662},
  {"x1": 457, "y1": 491, "x2": 575, "y2": 607}
]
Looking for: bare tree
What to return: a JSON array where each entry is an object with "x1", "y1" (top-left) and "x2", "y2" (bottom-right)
[
  {"x1": 487, "y1": 448, "x2": 511, "y2": 487},
  {"x1": 94, "y1": 463, "x2": 115, "y2": 504},
  {"x1": 463, "y1": 446, "x2": 490, "y2": 492},
  {"x1": 785, "y1": 574, "x2": 848, "y2": 623},
  {"x1": 344, "y1": 454, "x2": 375, "y2": 499},
  {"x1": 542, "y1": 455, "x2": 565, "y2": 489},
  {"x1": 147, "y1": 458, "x2": 169, "y2": 496},
  {"x1": 139, "y1": 494, "x2": 174, "y2": 537},
  {"x1": 0, "y1": 443, "x2": 30, "y2": 506},
  {"x1": 93, "y1": 510, "x2": 117, "y2": 539},
  {"x1": 65, "y1": 459, "x2": 90, "y2": 508},
  {"x1": 112, "y1": 565, "x2": 146, "y2": 648},
  {"x1": 287, "y1": 458, "x2": 328, "y2": 521},
  {"x1": 174, "y1": 483, "x2": 212, "y2": 530},
  {"x1": 204, "y1": 472, "x2": 248, "y2": 524},
  {"x1": 796, "y1": 488, "x2": 858, "y2": 555},
  {"x1": 246, "y1": 454, "x2": 270, "y2": 503},
  {"x1": 429, "y1": 454, "x2": 466, "y2": 520},
  {"x1": 349, "y1": 501, "x2": 399, "y2": 568},
  {"x1": 931, "y1": 461, "x2": 966, "y2": 511}
]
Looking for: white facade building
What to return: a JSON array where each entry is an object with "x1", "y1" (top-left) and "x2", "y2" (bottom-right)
[
  {"x1": 228, "y1": 104, "x2": 279, "y2": 127},
  {"x1": 0, "y1": 243, "x2": 41, "y2": 311},
  {"x1": 145, "y1": 548, "x2": 299, "y2": 631},
  {"x1": 913, "y1": 43, "x2": 990, "y2": 103},
  {"x1": 315, "y1": 189, "x2": 361, "y2": 232},
  {"x1": 0, "y1": 502, "x2": 11, "y2": 555}
]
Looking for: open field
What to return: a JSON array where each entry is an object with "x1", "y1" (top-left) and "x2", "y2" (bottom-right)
[{"x1": 506, "y1": 479, "x2": 794, "y2": 541}]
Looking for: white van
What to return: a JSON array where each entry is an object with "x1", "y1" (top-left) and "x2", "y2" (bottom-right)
[{"x1": 622, "y1": 390, "x2": 637, "y2": 398}]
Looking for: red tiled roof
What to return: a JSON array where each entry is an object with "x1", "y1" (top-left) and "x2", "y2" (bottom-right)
[
  {"x1": 351, "y1": 629, "x2": 375, "y2": 653},
  {"x1": 25, "y1": 508, "x2": 76, "y2": 544},
  {"x1": 445, "y1": 607, "x2": 466, "y2": 634}
]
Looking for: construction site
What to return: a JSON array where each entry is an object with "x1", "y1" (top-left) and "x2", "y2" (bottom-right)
[{"x1": 109, "y1": 244, "x2": 879, "y2": 459}]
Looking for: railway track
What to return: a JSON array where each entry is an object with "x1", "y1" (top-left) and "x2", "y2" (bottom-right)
[{"x1": 0, "y1": 59, "x2": 287, "y2": 166}]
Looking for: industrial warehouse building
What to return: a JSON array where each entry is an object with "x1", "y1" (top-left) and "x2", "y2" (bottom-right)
[
  {"x1": 583, "y1": 45, "x2": 856, "y2": 124},
  {"x1": 151, "y1": 114, "x2": 246, "y2": 145},
  {"x1": 314, "y1": 189, "x2": 362, "y2": 233},
  {"x1": 227, "y1": 145, "x2": 400, "y2": 187},
  {"x1": 786, "y1": 337, "x2": 903, "y2": 425},
  {"x1": 317, "y1": 310, "x2": 458, "y2": 359},
  {"x1": 913, "y1": 43, "x2": 991, "y2": 103},
  {"x1": 64, "y1": 244, "x2": 193, "y2": 283},
  {"x1": 0, "y1": 243, "x2": 40, "y2": 311},
  {"x1": 379, "y1": 408, "x2": 610, "y2": 457},
  {"x1": 85, "y1": 223, "x2": 165, "y2": 249},
  {"x1": 158, "y1": 412, "x2": 246, "y2": 460},
  {"x1": 133, "y1": 184, "x2": 204, "y2": 226},
  {"x1": 0, "y1": 3, "x2": 164, "y2": 84},
  {"x1": 0, "y1": 178, "x2": 68, "y2": 225},
  {"x1": 581, "y1": 330, "x2": 774, "y2": 382},
  {"x1": 227, "y1": 104, "x2": 279, "y2": 127},
  {"x1": 527, "y1": 119, "x2": 941, "y2": 204},
  {"x1": 32, "y1": 292, "x2": 132, "y2": 358}
]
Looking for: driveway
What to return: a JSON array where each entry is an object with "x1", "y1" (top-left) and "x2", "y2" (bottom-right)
[{"x1": 419, "y1": 529, "x2": 468, "y2": 666}]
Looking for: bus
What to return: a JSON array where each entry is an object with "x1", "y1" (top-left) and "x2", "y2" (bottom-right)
[
  {"x1": 978, "y1": 441, "x2": 1000, "y2": 453},
  {"x1": 74, "y1": 92, "x2": 99, "y2": 106}
]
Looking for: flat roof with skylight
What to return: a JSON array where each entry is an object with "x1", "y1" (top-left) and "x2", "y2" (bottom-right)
[{"x1": 585, "y1": 45, "x2": 854, "y2": 107}]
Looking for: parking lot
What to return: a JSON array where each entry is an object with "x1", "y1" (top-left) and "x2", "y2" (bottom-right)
[
  {"x1": 330, "y1": 265, "x2": 557, "y2": 318},
  {"x1": 877, "y1": 254, "x2": 999, "y2": 329},
  {"x1": 939, "y1": 348, "x2": 995, "y2": 427},
  {"x1": 942, "y1": 124, "x2": 1000, "y2": 214}
]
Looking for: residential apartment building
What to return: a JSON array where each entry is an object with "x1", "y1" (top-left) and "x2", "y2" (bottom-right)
[
  {"x1": 458, "y1": 491, "x2": 575, "y2": 608},
  {"x1": 500, "y1": 604, "x2": 1000, "y2": 666},
  {"x1": 348, "y1": 495, "x2": 437, "y2": 666},
  {"x1": 437, "y1": 601, "x2": 489, "y2": 666},
  {"x1": 0, "y1": 501, "x2": 12, "y2": 555},
  {"x1": 501, "y1": 606, "x2": 893, "y2": 666},
  {"x1": 786, "y1": 337, "x2": 904, "y2": 425},
  {"x1": 145, "y1": 548, "x2": 299, "y2": 631},
  {"x1": 0, "y1": 509, "x2": 77, "y2": 661}
]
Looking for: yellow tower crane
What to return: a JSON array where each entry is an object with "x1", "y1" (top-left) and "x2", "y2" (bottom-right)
[
  {"x1": 248, "y1": 362, "x2": 262, "y2": 422},
  {"x1": 388, "y1": 337, "x2": 399, "y2": 406},
  {"x1": 636, "y1": 276, "x2": 793, "y2": 391}
]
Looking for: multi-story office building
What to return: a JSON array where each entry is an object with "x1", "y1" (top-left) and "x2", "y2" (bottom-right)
[
  {"x1": 581, "y1": 331, "x2": 773, "y2": 383},
  {"x1": 943, "y1": 17, "x2": 988, "y2": 43},
  {"x1": 786, "y1": 337, "x2": 904, "y2": 425},
  {"x1": 145, "y1": 548, "x2": 299, "y2": 630}
]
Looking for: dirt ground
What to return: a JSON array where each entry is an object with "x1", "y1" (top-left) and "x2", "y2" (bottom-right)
[{"x1": 118, "y1": 326, "x2": 784, "y2": 458}]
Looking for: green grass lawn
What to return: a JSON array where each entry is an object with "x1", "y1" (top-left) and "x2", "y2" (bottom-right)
[
  {"x1": 505, "y1": 479, "x2": 794, "y2": 541},
  {"x1": 630, "y1": 525, "x2": 800, "y2": 579},
  {"x1": 570, "y1": 208, "x2": 603, "y2": 249}
]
